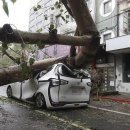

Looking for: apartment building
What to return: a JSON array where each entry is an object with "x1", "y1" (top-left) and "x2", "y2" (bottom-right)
[
  {"x1": 94, "y1": 0, "x2": 118, "y2": 92},
  {"x1": 105, "y1": 0, "x2": 130, "y2": 93},
  {"x1": 94, "y1": 0, "x2": 130, "y2": 93}
]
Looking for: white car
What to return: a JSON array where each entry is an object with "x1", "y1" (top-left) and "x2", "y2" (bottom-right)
[{"x1": 6, "y1": 63, "x2": 92, "y2": 109}]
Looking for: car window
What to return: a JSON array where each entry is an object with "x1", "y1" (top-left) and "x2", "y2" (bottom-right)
[
  {"x1": 73, "y1": 69, "x2": 90, "y2": 79},
  {"x1": 58, "y1": 65, "x2": 75, "y2": 78},
  {"x1": 46, "y1": 65, "x2": 53, "y2": 73},
  {"x1": 39, "y1": 70, "x2": 47, "y2": 77},
  {"x1": 38, "y1": 65, "x2": 54, "y2": 79}
]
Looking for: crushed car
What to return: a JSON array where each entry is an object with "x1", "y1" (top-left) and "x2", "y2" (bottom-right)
[{"x1": 6, "y1": 63, "x2": 92, "y2": 109}]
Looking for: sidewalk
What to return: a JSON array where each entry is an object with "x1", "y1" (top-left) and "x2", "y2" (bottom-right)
[{"x1": 100, "y1": 92, "x2": 130, "y2": 103}]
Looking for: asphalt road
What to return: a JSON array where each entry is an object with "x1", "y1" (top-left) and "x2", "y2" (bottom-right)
[{"x1": 0, "y1": 85, "x2": 130, "y2": 130}]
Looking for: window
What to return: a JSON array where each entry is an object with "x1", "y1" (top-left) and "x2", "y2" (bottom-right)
[
  {"x1": 103, "y1": 33, "x2": 111, "y2": 42},
  {"x1": 50, "y1": 14, "x2": 54, "y2": 25},
  {"x1": 128, "y1": 12, "x2": 130, "y2": 32},
  {"x1": 56, "y1": 15, "x2": 61, "y2": 28},
  {"x1": 58, "y1": 65, "x2": 75, "y2": 77},
  {"x1": 123, "y1": 54, "x2": 130, "y2": 82},
  {"x1": 55, "y1": 15, "x2": 64, "y2": 28},
  {"x1": 104, "y1": 0, "x2": 112, "y2": 14}
]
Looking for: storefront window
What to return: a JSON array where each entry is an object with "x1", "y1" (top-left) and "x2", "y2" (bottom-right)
[{"x1": 123, "y1": 54, "x2": 130, "y2": 82}]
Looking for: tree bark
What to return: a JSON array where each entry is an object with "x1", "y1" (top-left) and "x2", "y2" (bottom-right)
[
  {"x1": 0, "y1": 57, "x2": 67, "y2": 86},
  {"x1": 66, "y1": 0, "x2": 100, "y2": 67},
  {"x1": 0, "y1": 28, "x2": 93, "y2": 46}
]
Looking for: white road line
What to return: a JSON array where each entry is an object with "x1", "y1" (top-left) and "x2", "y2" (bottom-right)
[
  {"x1": 89, "y1": 105, "x2": 130, "y2": 116},
  {"x1": 35, "y1": 110, "x2": 91, "y2": 130}
]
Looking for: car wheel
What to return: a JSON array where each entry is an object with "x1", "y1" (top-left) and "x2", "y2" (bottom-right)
[
  {"x1": 7, "y1": 86, "x2": 12, "y2": 98},
  {"x1": 35, "y1": 93, "x2": 46, "y2": 109}
]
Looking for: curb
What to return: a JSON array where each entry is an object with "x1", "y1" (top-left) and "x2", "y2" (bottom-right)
[
  {"x1": 92, "y1": 91, "x2": 119, "y2": 96},
  {"x1": 100, "y1": 96, "x2": 130, "y2": 103}
]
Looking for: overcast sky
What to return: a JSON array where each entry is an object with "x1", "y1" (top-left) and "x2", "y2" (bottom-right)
[{"x1": 0, "y1": 0, "x2": 30, "y2": 31}]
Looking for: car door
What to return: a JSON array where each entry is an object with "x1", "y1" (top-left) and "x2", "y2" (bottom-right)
[
  {"x1": 11, "y1": 82, "x2": 22, "y2": 99},
  {"x1": 21, "y1": 77, "x2": 39, "y2": 100},
  {"x1": 58, "y1": 65, "x2": 90, "y2": 102}
]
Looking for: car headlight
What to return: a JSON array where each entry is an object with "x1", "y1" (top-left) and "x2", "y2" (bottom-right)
[
  {"x1": 50, "y1": 79, "x2": 60, "y2": 86},
  {"x1": 60, "y1": 79, "x2": 68, "y2": 85},
  {"x1": 50, "y1": 79, "x2": 68, "y2": 86}
]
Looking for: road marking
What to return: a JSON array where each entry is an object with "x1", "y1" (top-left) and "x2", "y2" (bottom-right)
[
  {"x1": 0, "y1": 96, "x2": 91, "y2": 130},
  {"x1": 35, "y1": 110, "x2": 91, "y2": 130},
  {"x1": 89, "y1": 105, "x2": 130, "y2": 116}
]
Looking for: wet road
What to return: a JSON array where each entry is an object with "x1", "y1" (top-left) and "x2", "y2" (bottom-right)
[{"x1": 0, "y1": 86, "x2": 130, "y2": 130}]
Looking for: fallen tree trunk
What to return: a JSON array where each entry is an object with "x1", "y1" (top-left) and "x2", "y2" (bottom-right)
[
  {"x1": 67, "y1": 0, "x2": 100, "y2": 67},
  {"x1": 0, "y1": 29, "x2": 93, "y2": 46},
  {"x1": 0, "y1": 57, "x2": 67, "y2": 86}
]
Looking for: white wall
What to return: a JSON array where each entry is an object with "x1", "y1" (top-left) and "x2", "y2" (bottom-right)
[
  {"x1": 87, "y1": 0, "x2": 96, "y2": 21},
  {"x1": 116, "y1": 55, "x2": 130, "y2": 93},
  {"x1": 106, "y1": 34, "x2": 130, "y2": 51}
]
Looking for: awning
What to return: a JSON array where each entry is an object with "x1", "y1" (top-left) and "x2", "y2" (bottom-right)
[{"x1": 106, "y1": 34, "x2": 130, "y2": 54}]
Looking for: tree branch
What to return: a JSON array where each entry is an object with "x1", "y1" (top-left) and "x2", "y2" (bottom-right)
[
  {"x1": 0, "y1": 56, "x2": 67, "y2": 86},
  {"x1": 61, "y1": 0, "x2": 73, "y2": 17},
  {"x1": 0, "y1": 27, "x2": 94, "y2": 46}
]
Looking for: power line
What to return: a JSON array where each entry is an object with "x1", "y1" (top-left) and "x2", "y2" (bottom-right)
[{"x1": 96, "y1": 9, "x2": 130, "y2": 25}]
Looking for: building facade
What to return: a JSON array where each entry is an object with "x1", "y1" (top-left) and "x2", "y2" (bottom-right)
[
  {"x1": 106, "y1": 0, "x2": 130, "y2": 93},
  {"x1": 29, "y1": 0, "x2": 130, "y2": 93},
  {"x1": 95, "y1": 0, "x2": 130, "y2": 93},
  {"x1": 94, "y1": 0, "x2": 118, "y2": 91}
]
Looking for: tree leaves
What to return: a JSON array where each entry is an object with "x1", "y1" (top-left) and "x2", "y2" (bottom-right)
[
  {"x1": 15, "y1": 57, "x2": 20, "y2": 64},
  {"x1": 2, "y1": 0, "x2": 9, "y2": 16},
  {"x1": 54, "y1": 1, "x2": 61, "y2": 9},
  {"x1": 2, "y1": 42, "x2": 8, "y2": 50},
  {"x1": 37, "y1": 41, "x2": 45, "y2": 49},
  {"x1": 33, "y1": 5, "x2": 41, "y2": 12},
  {"x1": 49, "y1": 24, "x2": 55, "y2": 31},
  {"x1": 51, "y1": 7, "x2": 54, "y2": 10},
  {"x1": 29, "y1": 58, "x2": 35, "y2": 66},
  {"x1": 37, "y1": 4, "x2": 41, "y2": 9},
  {"x1": 1, "y1": 0, "x2": 17, "y2": 16},
  {"x1": 10, "y1": 0, "x2": 16, "y2": 4},
  {"x1": 61, "y1": 15, "x2": 65, "y2": 21},
  {"x1": 36, "y1": 28, "x2": 43, "y2": 33},
  {"x1": 33, "y1": 6, "x2": 37, "y2": 11}
]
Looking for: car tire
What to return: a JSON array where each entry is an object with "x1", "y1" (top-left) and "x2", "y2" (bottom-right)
[
  {"x1": 35, "y1": 93, "x2": 46, "y2": 109},
  {"x1": 7, "y1": 86, "x2": 12, "y2": 98}
]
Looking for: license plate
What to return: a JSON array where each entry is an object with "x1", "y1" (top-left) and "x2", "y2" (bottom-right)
[{"x1": 71, "y1": 86, "x2": 85, "y2": 94}]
